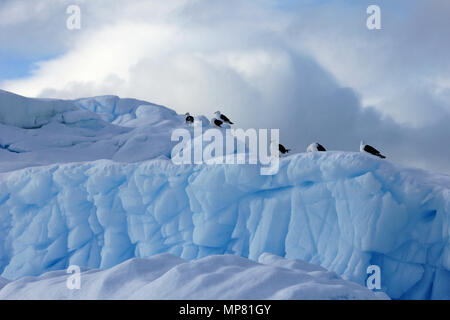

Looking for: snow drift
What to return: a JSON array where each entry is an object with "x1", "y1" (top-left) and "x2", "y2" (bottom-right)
[
  {"x1": 0, "y1": 90, "x2": 448, "y2": 300},
  {"x1": 0, "y1": 253, "x2": 388, "y2": 300}
]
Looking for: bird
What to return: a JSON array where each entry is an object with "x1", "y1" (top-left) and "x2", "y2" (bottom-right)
[
  {"x1": 214, "y1": 111, "x2": 234, "y2": 125},
  {"x1": 271, "y1": 140, "x2": 290, "y2": 156},
  {"x1": 185, "y1": 112, "x2": 194, "y2": 125},
  {"x1": 279, "y1": 143, "x2": 290, "y2": 155},
  {"x1": 211, "y1": 118, "x2": 224, "y2": 128},
  {"x1": 360, "y1": 140, "x2": 386, "y2": 159},
  {"x1": 307, "y1": 142, "x2": 326, "y2": 152}
]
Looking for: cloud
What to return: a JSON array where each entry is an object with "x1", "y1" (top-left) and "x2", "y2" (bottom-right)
[
  {"x1": 1, "y1": 0, "x2": 449, "y2": 173},
  {"x1": 0, "y1": 0, "x2": 73, "y2": 56},
  {"x1": 289, "y1": 0, "x2": 450, "y2": 126}
]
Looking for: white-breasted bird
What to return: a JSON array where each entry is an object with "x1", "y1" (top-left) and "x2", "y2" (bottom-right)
[
  {"x1": 214, "y1": 111, "x2": 234, "y2": 125},
  {"x1": 307, "y1": 142, "x2": 326, "y2": 152}
]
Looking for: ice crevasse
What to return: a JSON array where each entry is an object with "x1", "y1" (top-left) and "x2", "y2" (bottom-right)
[{"x1": 0, "y1": 151, "x2": 448, "y2": 299}]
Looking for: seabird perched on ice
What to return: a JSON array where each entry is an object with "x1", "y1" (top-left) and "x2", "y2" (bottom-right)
[
  {"x1": 214, "y1": 111, "x2": 234, "y2": 125},
  {"x1": 270, "y1": 140, "x2": 290, "y2": 156},
  {"x1": 360, "y1": 140, "x2": 386, "y2": 159},
  {"x1": 279, "y1": 144, "x2": 290, "y2": 155},
  {"x1": 185, "y1": 112, "x2": 194, "y2": 125},
  {"x1": 211, "y1": 118, "x2": 224, "y2": 128},
  {"x1": 307, "y1": 142, "x2": 326, "y2": 152}
]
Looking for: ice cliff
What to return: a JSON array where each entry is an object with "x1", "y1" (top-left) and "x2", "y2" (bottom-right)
[{"x1": 0, "y1": 90, "x2": 448, "y2": 299}]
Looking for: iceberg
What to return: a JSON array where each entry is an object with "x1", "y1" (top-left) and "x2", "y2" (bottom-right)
[
  {"x1": 0, "y1": 90, "x2": 448, "y2": 299},
  {"x1": 0, "y1": 153, "x2": 448, "y2": 299}
]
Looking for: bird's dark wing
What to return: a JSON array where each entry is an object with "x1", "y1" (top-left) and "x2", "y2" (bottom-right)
[
  {"x1": 364, "y1": 144, "x2": 380, "y2": 155},
  {"x1": 214, "y1": 119, "x2": 223, "y2": 127},
  {"x1": 317, "y1": 143, "x2": 326, "y2": 151},
  {"x1": 279, "y1": 144, "x2": 290, "y2": 153},
  {"x1": 220, "y1": 114, "x2": 233, "y2": 124},
  {"x1": 186, "y1": 116, "x2": 194, "y2": 122}
]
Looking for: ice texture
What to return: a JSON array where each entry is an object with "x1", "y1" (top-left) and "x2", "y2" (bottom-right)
[
  {"x1": 0, "y1": 153, "x2": 448, "y2": 299},
  {"x1": 0, "y1": 90, "x2": 76, "y2": 129},
  {"x1": 0, "y1": 90, "x2": 448, "y2": 299},
  {"x1": 0, "y1": 90, "x2": 234, "y2": 173}
]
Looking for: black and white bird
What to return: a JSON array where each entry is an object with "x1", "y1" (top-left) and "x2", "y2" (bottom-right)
[
  {"x1": 185, "y1": 112, "x2": 194, "y2": 125},
  {"x1": 307, "y1": 142, "x2": 326, "y2": 152},
  {"x1": 360, "y1": 140, "x2": 386, "y2": 159},
  {"x1": 214, "y1": 111, "x2": 234, "y2": 125},
  {"x1": 211, "y1": 118, "x2": 224, "y2": 128},
  {"x1": 279, "y1": 144, "x2": 290, "y2": 155},
  {"x1": 270, "y1": 140, "x2": 290, "y2": 156}
]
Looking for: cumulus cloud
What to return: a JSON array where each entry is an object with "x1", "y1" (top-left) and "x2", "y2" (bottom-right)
[
  {"x1": 290, "y1": 0, "x2": 450, "y2": 126},
  {"x1": 1, "y1": 0, "x2": 449, "y2": 173}
]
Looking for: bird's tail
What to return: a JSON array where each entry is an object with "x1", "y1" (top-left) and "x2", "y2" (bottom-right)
[{"x1": 286, "y1": 149, "x2": 291, "y2": 153}]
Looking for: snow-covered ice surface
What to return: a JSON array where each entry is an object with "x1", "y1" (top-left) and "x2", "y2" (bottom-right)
[
  {"x1": 0, "y1": 90, "x2": 187, "y2": 172},
  {"x1": 0, "y1": 90, "x2": 449, "y2": 299},
  {"x1": 0, "y1": 276, "x2": 8, "y2": 291},
  {"x1": 0, "y1": 253, "x2": 388, "y2": 300}
]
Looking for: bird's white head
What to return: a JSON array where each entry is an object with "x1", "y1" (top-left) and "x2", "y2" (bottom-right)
[
  {"x1": 185, "y1": 112, "x2": 190, "y2": 116},
  {"x1": 359, "y1": 140, "x2": 365, "y2": 152},
  {"x1": 214, "y1": 111, "x2": 221, "y2": 115}
]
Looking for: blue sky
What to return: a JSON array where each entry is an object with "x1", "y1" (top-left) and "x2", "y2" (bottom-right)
[
  {"x1": 0, "y1": 52, "x2": 62, "y2": 80},
  {"x1": 0, "y1": 53, "x2": 33, "y2": 80},
  {"x1": 0, "y1": 0, "x2": 449, "y2": 173}
]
